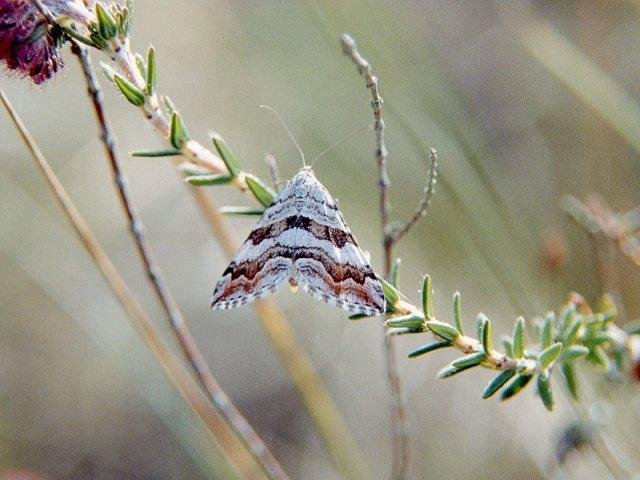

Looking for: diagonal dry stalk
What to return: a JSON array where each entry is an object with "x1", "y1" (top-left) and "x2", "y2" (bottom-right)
[
  {"x1": 70, "y1": 43, "x2": 288, "y2": 480},
  {"x1": 0, "y1": 87, "x2": 268, "y2": 480}
]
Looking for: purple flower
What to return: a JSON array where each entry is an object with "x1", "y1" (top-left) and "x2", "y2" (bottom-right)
[{"x1": 0, "y1": 0, "x2": 90, "y2": 84}]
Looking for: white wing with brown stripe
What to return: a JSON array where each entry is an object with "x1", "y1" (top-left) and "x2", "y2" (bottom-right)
[{"x1": 211, "y1": 166, "x2": 385, "y2": 315}]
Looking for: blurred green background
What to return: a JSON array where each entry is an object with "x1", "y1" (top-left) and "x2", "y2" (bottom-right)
[{"x1": 2, "y1": 1, "x2": 640, "y2": 478}]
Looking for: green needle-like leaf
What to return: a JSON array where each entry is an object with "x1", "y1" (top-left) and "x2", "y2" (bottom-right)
[
  {"x1": 131, "y1": 148, "x2": 182, "y2": 157},
  {"x1": 482, "y1": 370, "x2": 516, "y2": 399},
  {"x1": 390, "y1": 258, "x2": 401, "y2": 288},
  {"x1": 453, "y1": 291, "x2": 464, "y2": 335},
  {"x1": 62, "y1": 25, "x2": 97, "y2": 48},
  {"x1": 146, "y1": 45, "x2": 156, "y2": 95},
  {"x1": 589, "y1": 332, "x2": 611, "y2": 346},
  {"x1": 170, "y1": 112, "x2": 189, "y2": 149},
  {"x1": 114, "y1": 74, "x2": 145, "y2": 106},
  {"x1": 501, "y1": 337, "x2": 514, "y2": 358},
  {"x1": 500, "y1": 374, "x2": 533, "y2": 401},
  {"x1": 96, "y1": 3, "x2": 118, "y2": 40},
  {"x1": 477, "y1": 314, "x2": 492, "y2": 355},
  {"x1": 407, "y1": 340, "x2": 451, "y2": 358},
  {"x1": 561, "y1": 363, "x2": 578, "y2": 399},
  {"x1": 421, "y1": 275, "x2": 434, "y2": 317},
  {"x1": 116, "y1": 5, "x2": 130, "y2": 36},
  {"x1": 537, "y1": 372, "x2": 554, "y2": 411},
  {"x1": 586, "y1": 315, "x2": 606, "y2": 335},
  {"x1": 100, "y1": 61, "x2": 115, "y2": 82},
  {"x1": 185, "y1": 174, "x2": 234, "y2": 186},
  {"x1": 178, "y1": 163, "x2": 211, "y2": 176},
  {"x1": 475, "y1": 313, "x2": 487, "y2": 340},
  {"x1": 163, "y1": 95, "x2": 177, "y2": 114},
  {"x1": 385, "y1": 314, "x2": 425, "y2": 329},
  {"x1": 134, "y1": 53, "x2": 146, "y2": 79},
  {"x1": 245, "y1": 174, "x2": 277, "y2": 207},
  {"x1": 564, "y1": 316, "x2": 582, "y2": 345},
  {"x1": 560, "y1": 345, "x2": 589, "y2": 363},
  {"x1": 541, "y1": 314, "x2": 554, "y2": 349},
  {"x1": 538, "y1": 342, "x2": 563, "y2": 369},
  {"x1": 377, "y1": 276, "x2": 400, "y2": 307},
  {"x1": 586, "y1": 345, "x2": 609, "y2": 368},
  {"x1": 438, "y1": 362, "x2": 479, "y2": 378},
  {"x1": 219, "y1": 206, "x2": 265, "y2": 216},
  {"x1": 513, "y1": 316, "x2": 525, "y2": 359},
  {"x1": 451, "y1": 351, "x2": 486, "y2": 369},
  {"x1": 437, "y1": 365, "x2": 461, "y2": 379},
  {"x1": 212, "y1": 134, "x2": 242, "y2": 177},
  {"x1": 425, "y1": 321, "x2": 460, "y2": 342}
]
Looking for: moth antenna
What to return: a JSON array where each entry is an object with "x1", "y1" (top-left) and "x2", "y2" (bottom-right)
[
  {"x1": 310, "y1": 124, "x2": 369, "y2": 168},
  {"x1": 259, "y1": 104, "x2": 306, "y2": 167}
]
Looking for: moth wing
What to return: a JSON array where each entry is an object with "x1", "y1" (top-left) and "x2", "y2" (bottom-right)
[
  {"x1": 211, "y1": 242, "x2": 293, "y2": 309},
  {"x1": 293, "y1": 177, "x2": 385, "y2": 316}
]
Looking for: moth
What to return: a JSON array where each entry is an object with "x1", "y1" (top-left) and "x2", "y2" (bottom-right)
[{"x1": 211, "y1": 166, "x2": 386, "y2": 316}]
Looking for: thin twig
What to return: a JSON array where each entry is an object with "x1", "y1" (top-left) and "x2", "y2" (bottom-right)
[
  {"x1": 341, "y1": 32, "x2": 408, "y2": 480},
  {"x1": 339, "y1": 34, "x2": 392, "y2": 266},
  {"x1": 391, "y1": 147, "x2": 438, "y2": 242},
  {"x1": 31, "y1": 0, "x2": 56, "y2": 22},
  {"x1": 0, "y1": 88, "x2": 267, "y2": 480},
  {"x1": 71, "y1": 44, "x2": 288, "y2": 480}
]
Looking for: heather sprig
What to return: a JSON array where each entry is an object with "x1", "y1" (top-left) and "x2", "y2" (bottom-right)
[
  {"x1": 372, "y1": 271, "x2": 640, "y2": 410},
  {"x1": 30, "y1": 0, "x2": 244, "y2": 188},
  {"x1": 68, "y1": 1, "x2": 286, "y2": 210}
]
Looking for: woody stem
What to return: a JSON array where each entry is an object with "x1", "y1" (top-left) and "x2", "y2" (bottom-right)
[{"x1": 341, "y1": 33, "x2": 409, "y2": 480}]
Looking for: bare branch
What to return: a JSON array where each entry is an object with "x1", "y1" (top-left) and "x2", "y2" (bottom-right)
[
  {"x1": 341, "y1": 32, "x2": 408, "y2": 480},
  {"x1": 391, "y1": 147, "x2": 439, "y2": 241}
]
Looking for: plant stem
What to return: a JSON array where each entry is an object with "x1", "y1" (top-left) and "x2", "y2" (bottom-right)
[
  {"x1": 71, "y1": 44, "x2": 288, "y2": 480},
  {"x1": 0, "y1": 88, "x2": 267, "y2": 480},
  {"x1": 341, "y1": 33, "x2": 408, "y2": 480}
]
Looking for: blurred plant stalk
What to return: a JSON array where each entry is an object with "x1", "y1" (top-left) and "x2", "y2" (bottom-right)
[{"x1": 0, "y1": 88, "x2": 268, "y2": 480}]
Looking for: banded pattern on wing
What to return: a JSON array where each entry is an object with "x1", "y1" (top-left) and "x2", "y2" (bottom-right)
[{"x1": 211, "y1": 166, "x2": 385, "y2": 315}]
